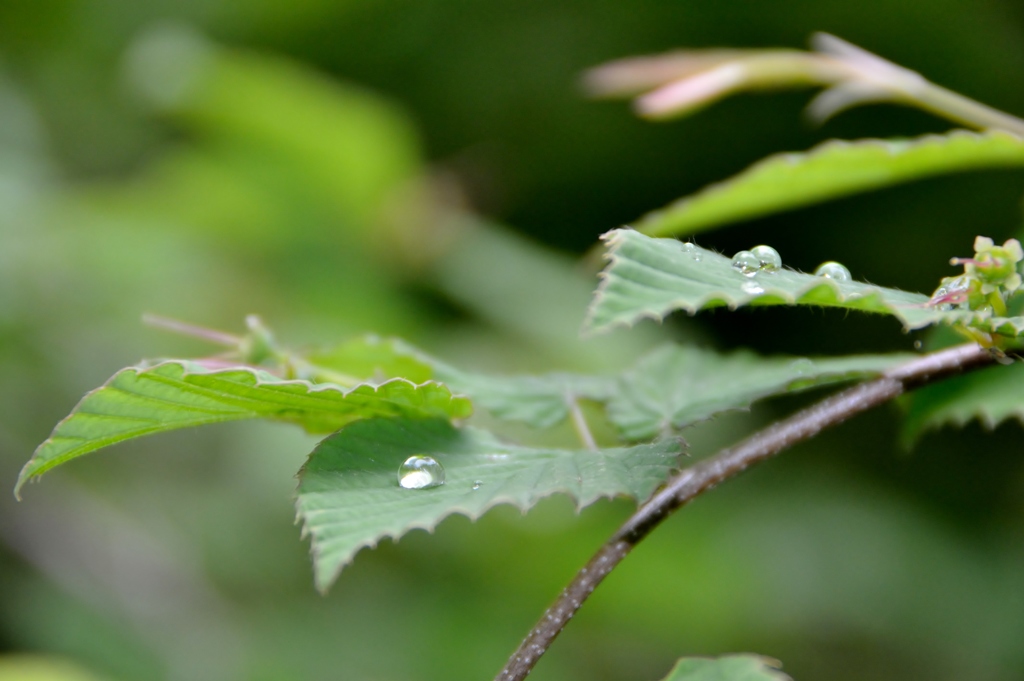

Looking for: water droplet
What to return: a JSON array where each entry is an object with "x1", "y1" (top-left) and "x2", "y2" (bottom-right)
[
  {"x1": 814, "y1": 261, "x2": 851, "y2": 282},
  {"x1": 930, "y1": 275, "x2": 971, "y2": 311},
  {"x1": 750, "y1": 245, "x2": 782, "y2": 272},
  {"x1": 485, "y1": 453, "x2": 509, "y2": 462},
  {"x1": 913, "y1": 340, "x2": 923, "y2": 350},
  {"x1": 398, "y1": 455, "x2": 445, "y2": 489},
  {"x1": 946, "y1": 275, "x2": 971, "y2": 293},
  {"x1": 731, "y1": 250, "x2": 760, "y2": 276},
  {"x1": 472, "y1": 480, "x2": 483, "y2": 490},
  {"x1": 681, "y1": 242, "x2": 702, "y2": 262},
  {"x1": 789, "y1": 358, "x2": 814, "y2": 375},
  {"x1": 741, "y1": 280, "x2": 764, "y2": 295}
]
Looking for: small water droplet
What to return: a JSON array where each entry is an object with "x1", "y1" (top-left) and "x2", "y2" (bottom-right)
[
  {"x1": 930, "y1": 275, "x2": 970, "y2": 311},
  {"x1": 398, "y1": 455, "x2": 445, "y2": 489},
  {"x1": 731, "y1": 250, "x2": 760, "y2": 276},
  {"x1": 913, "y1": 340, "x2": 923, "y2": 350},
  {"x1": 472, "y1": 480, "x2": 483, "y2": 490},
  {"x1": 485, "y1": 453, "x2": 509, "y2": 462},
  {"x1": 750, "y1": 245, "x2": 782, "y2": 272},
  {"x1": 789, "y1": 358, "x2": 814, "y2": 375},
  {"x1": 814, "y1": 261, "x2": 851, "y2": 282},
  {"x1": 681, "y1": 242, "x2": 702, "y2": 262},
  {"x1": 741, "y1": 280, "x2": 764, "y2": 295}
]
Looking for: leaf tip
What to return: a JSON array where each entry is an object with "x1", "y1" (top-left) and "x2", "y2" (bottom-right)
[{"x1": 13, "y1": 459, "x2": 42, "y2": 500}]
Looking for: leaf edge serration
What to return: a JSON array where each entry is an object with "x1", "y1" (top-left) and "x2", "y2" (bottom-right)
[{"x1": 15, "y1": 360, "x2": 472, "y2": 498}]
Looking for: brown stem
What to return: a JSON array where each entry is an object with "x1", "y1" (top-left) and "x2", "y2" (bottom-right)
[{"x1": 495, "y1": 342, "x2": 996, "y2": 681}]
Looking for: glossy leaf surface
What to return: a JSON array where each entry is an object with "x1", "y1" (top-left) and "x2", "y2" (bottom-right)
[{"x1": 296, "y1": 417, "x2": 682, "y2": 591}]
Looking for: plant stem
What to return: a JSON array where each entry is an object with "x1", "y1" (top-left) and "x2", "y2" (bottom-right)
[
  {"x1": 902, "y1": 81, "x2": 1024, "y2": 136},
  {"x1": 142, "y1": 314, "x2": 242, "y2": 347},
  {"x1": 494, "y1": 342, "x2": 996, "y2": 681},
  {"x1": 567, "y1": 395, "x2": 598, "y2": 451}
]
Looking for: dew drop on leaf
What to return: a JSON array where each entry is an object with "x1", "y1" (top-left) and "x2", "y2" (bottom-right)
[
  {"x1": 741, "y1": 280, "x2": 764, "y2": 295},
  {"x1": 398, "y1": 455, "x2": 446, "y2": 489},
  {"x1": 814, "y1": 261, "x2": 851, "y2": 281},
  {"x1": 731, "y1": 250, "x2": 761, "y2": 276},
  {"x1": 681, "y1": 242, "x2": 702, "y2": 261},
  {"x1": 750, "y1": 245, "x2": 782, "y2": 272},
  {"x1": 788, "y1": 358, "x2": 814, "y2": 375}
]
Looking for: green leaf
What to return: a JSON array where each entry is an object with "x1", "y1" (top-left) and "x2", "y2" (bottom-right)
[
  {"x1": 585, "y1": 229, "x2": 1024, "y2": 337},
  {"x1": 16, "y1": 360, "x2": 471, "y2": 495},
  {"x1": 901, "y1": 362, "x2": 1024, "y2": 445},
  {"x1": 432, "y1": 366, "x2": 616, "y2": 428},
  {"x1": 659, "y1": 655, "x2": 791, "y2": 681},
  {"x1": 612, "y1": 344, "x2": 910, "y2": 440},
  {"x1": 636, "y1": 130, "x2": 1024, "y2": 238},
  {"x1": 296, "y1": 417, "x2": 682, "y2": 591},
  {"x1": 306, "y1": 335, "x2": 617, "y2": 428},
  {"x1": 305, "y1": 335, "x2": 435, "y2": 385}
]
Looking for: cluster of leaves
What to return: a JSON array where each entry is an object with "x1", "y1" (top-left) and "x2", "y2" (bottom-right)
[
  {"x1": 18, "y1": 34, "x2": 1024, "y2": 681},
  {"x1": 17, "y1": 323, "x2": 906, "y2": 592}
]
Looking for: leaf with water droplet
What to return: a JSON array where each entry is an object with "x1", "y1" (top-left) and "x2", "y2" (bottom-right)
[
  {"x1": 751, "y1": 245, "x2": 782, "y2": 272},
  {"x1": 16, "y1": 360, "x2": 471, "y2": 496},
  {"x1": 681, "y1": 242, "x2": 703, "y2": 261},
  {"x1": 731, "y1": 250, "x2": 761, "y2": 276},
  {"x1": 814, "y1": 261, "x2": 851, "y2": 281},
  {"x1": 397, "y1": 455, "x2": 445, "y2": 489},
  {"x1": 296, "y1": 417, "x2": 683, "y2": 591},
  {"x1": 658, "y1": 655, "x2": 791, "y2": 681},
  {"x1": 585, "y1": 229, "x2": 1024, "y2": 337},
  {"x1": 609, "y1": 344, "x2": 909, "y2": 440}
]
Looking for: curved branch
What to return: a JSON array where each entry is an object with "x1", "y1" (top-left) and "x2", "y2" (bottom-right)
[{"x1": 495, "y1": 342, "x2": 997, "y2": 681}]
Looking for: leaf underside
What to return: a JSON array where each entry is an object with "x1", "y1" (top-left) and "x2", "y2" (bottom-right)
[
  {"x1": 659, "y1": 654, "x2": 792, "y2": 681},
  {"x1": 308, "y1": 335, "x2": 909, "y2": 441},
  {"x1": 901, "y1": 362, "x2": 1024, "y2": 446},
  {"x1": 611, "y1": 344, "x2": 910, "y2": 440},
  {"x1": 16, "y1": 360, "x2": 471, "y2": 495},
  {"x1": 432, "y1": 365, "x2": 617, "y2": 428},
  {"x1": 585, "y1": 229, "x2": 1024, "y2": 337},
  {"x1": 636, "y1": 129, "x2": 1024, "y2": 238},
  {"x1": 296, "y1": 417, "x2": 683, "y2": 591}
]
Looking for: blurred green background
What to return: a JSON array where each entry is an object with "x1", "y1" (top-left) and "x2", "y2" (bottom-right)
[{"x1": 2, "y1": 1, "x2": 1024, "y2": 680}]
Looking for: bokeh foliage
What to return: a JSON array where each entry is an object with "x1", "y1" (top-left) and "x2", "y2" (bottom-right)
[{"x1": 2, "y1": 2, "x2": 1024, "y2": 681}]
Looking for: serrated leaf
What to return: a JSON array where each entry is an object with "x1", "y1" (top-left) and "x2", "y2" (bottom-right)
[
  {"x1": 585, "y1": 229, "x2": 1024, "y2": 337},
  {"x1": 636, "y1": 130, "x2": 1024, "y2": 237},
  {"x1": 659, "y1": 655, "x2": 791, "y2": 681},
  {"x1": 17, "y1": 360, "x2": 471, "y2": 495},
  {"x1": 306, "y1": 335, "x2": 617, "y2": 428},
  {"x1": 296, "y1": 417, "x2": 682, "y2": 591},
  {"x1": 612, "y1": 344, "x2": 910, "y2": 440},
  {"x1": 901, "y1": 362, "x2": 1024, "y2": 445}
]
